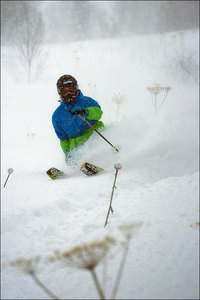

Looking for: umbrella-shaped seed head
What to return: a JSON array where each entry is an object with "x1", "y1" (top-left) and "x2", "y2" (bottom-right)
[
  {"x1": 119, "y1": 222, "x2": 144, "y2": 240},
  {"x1": 10, "y1": 256, "x2": 40, "y2": 274},
  {"x1": 52, "y1": 237, "x2": 115, "y2": 270}
]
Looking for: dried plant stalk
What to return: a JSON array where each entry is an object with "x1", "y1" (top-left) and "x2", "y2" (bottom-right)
[
  {"x1": 10, "y1": 257, "x2": 60, "y2": 299},
  {"x1": 3, "y1": 168, "x2": 14, "y2": 187},
  {"x1": 104, "y1": 164, "x2": 122, "y2": 227},
  {"x1": 147, "y1": 83, "x2": 172, "y2": 112},
  {"x1": 50, "y1": 237, "x2": 115, "y2": 299},
  {"x1": 112, "y1": 93, "x2": 127, "y2": 120},
  {"x1": 111, "y1": 238, "x2": 130, "y2": 299},
  {"x1": 31, "y1": 273, "x2": 60, "y2": 300},
  {"x1": 102, "y1": 252, "x2": 108, "y2": 293},
  {"x1": 111, "y1": 222, "x2": 143, "y2": 299},
  {"x1": 91, "y1": 268, "x2": 105, "y2": 299}
]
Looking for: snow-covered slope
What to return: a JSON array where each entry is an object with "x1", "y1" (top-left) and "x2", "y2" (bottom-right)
[{"x1": 1, "y1": 30, "x2": 199, "y2": 299}]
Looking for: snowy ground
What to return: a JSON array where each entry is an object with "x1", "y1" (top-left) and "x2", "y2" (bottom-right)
[{"x1": 1, "y1": 30, "x2": 199, "y2": 299}]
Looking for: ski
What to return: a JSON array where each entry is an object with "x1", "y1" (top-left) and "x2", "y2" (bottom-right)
[
  {"x1": 80, "y1": 162, "x2": 103, "y2": 176},
  {"x1": 46, "y1": 162, "x2": 103, "y2": 179},
  {"x1": 46, "y1": 167, "x2": 64, "y2": 180}
]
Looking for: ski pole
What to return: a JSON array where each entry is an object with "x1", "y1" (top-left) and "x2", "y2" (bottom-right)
[{"x1": 79, "y1": 116, "x2": 119, "y2": 152}]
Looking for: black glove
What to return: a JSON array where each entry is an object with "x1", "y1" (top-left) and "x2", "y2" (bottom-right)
[{"x1": 70, "y1": 106, "x2": 89, "y2": 117}]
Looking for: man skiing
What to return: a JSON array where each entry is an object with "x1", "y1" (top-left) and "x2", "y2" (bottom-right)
[{"x1": 52, "y1": 75, "x2": 104, "y2": 165}]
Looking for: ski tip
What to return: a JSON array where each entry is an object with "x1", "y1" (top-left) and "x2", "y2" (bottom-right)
[
  {"x1": 46, "y1": 167, "x2": 64, "y2": 180},
  {"x1": 80, "y1": 162, "x2": 103, "y2": 176}
]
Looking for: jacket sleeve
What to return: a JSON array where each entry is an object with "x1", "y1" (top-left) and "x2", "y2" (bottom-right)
[{"x1": 85, "y1": 106, "x2": 103, "y2": 120}]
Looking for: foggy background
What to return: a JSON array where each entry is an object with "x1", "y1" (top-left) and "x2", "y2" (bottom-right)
[
  {"x1": 1, "y1": 1, "x2": 199, "y2": 45},
  {"x1": 1, "y1": 1, "x2": 199, "y2": 83}
]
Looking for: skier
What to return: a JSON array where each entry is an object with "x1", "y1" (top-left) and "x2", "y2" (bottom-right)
[{"x1": 52, "y1": 75, "x2": 104, "y2": 165}]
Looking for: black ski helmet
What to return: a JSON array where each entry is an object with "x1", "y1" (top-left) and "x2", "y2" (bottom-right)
[{"x1": 57, "y1": 75, "x2": 78, "y2": 93}]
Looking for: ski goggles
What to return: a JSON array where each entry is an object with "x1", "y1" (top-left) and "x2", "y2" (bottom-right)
[{"x1": 58, "y1": 86, "x2": 77, "y2": 96}]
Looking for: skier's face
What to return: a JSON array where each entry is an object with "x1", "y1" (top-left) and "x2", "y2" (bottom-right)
[{"x1": 59, "y1": 87, "x2": 78, "y2": 104}]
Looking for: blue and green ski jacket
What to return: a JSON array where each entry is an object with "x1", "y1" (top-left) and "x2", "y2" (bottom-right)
[{"x1": 52, "y1": 90, "x2": 104, "y2": 152}]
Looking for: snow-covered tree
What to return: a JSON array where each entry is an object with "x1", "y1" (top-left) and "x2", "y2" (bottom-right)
[{"x1": 2, "y1": 1, "x2": 45, "y2": 82}]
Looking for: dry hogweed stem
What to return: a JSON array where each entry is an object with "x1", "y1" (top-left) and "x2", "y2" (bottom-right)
[
  {"x1": 51, "y1": 237, "x2": 115, "y2": 270},
  {"x1": 30, "y1": 272, "x2": 60, "y2": 300},
  {"x1": 10, "y1": 256, "x2": 60, "y2": 299},
  {"x1": 104, "y1": 164, "x2": 122, "y2": 227},
  {"x1": 147, "y1": 83, "x2": 172, "y2": 112},
  {"x1": 102, "y1": 252, "x2": 108, "y2": 293},
  {"x1": 112, "y1": 93, "x2": 127, "y2": 120},
  {"x1": 50, "y1": 237, "x2": 115, "y2": 299},
  {"x1": 3, "y1": 168, "x2": 14, "y2": 187},
  {"x1": 111, "y1": 238, "x2": 130, "y2": 300},
  {"x1": 111, "y1": 222, "x2": 143, "y2": 299},
  {"x1": 90, "y1": 268, "x2": 105, "y2": 299}
]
